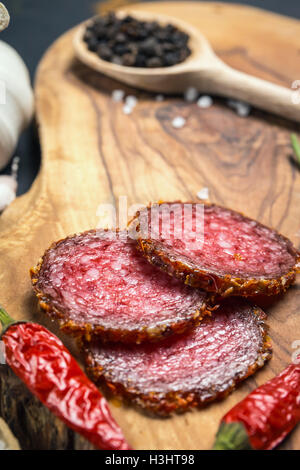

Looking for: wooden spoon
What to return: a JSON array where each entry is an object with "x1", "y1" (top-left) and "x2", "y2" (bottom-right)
[{"x1": 74, "y1": 9, "x2": 300, "y2": 122}]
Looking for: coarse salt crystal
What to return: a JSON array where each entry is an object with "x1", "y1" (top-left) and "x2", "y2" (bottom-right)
[
  {"x1": 125, "y1": 95, "x2": 138, "y2": 108},
  {"x1": 227, "y1": 99, "x2": 251, "y2": 117},
  {"x1": 123, "y1": 104, "x2": 133, "y2": 115},
  {"x1": 236, "y1": 104, "x2": 251, "y2": 117},
  {"x1": 197, "y1": 95, "x2": 213, "y2": 109},
  {"x1": 184, "y1": 86, "x2": 198, "y2": 102},
  {"x1": 172, "y1": 116, "x2": 186, "y2": 129},
  {"x1": 11, "y1": 156, "x2": 20, "y2": 177},
  {"x1": 197, "y1": 187, "x2": 209, "y2": 200},
  {"x1": 155, "y1": 94, "x2": 164, "y2": 102},
  {"x1": 112, "y1": 89, "x2": 125, "y2": 102}
]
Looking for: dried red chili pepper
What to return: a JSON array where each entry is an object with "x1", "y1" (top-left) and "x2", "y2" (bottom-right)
[
  {"x1": 213, "y1": 359, "x2": 300, "y2": 450},
  {"x1": 0, "y1": 306, "x2": 131, "y2": 450}
]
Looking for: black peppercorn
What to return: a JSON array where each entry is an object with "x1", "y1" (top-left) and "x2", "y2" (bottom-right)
[{"x1": 83, "y1": 12, "x2": 191, "y2": 68}]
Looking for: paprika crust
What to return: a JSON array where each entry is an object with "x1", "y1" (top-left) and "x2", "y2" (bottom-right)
[
  {"x1": 130, "y1": 202, "x2": 300, "y2": 297},
  {"x1": 83, "y1": 298, "x2": 272, "y2": 415},
  {"x1": 30, "y1": 229, "x2": 209, "y2": 344}
]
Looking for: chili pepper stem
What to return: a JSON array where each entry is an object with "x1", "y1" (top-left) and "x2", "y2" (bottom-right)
[
  {"x1": 0, "y1": 305, "x2": 15, "y2": 331},
  {"x1": 212, "y1": 422, "x2": 253, "y2": 450}
]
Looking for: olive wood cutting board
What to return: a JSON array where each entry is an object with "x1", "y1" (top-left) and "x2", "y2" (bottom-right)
[{"x1": 0, "y1": 1, "x2": 300, "y2": 450}]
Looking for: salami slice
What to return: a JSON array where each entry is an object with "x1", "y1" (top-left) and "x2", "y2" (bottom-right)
[
  {"x1": 83, "y1": 298, "x2": 272, "y2": 415},
  {"x1": 130, "y1": 202, "x2": 300, "y2": 297},
  {"x1": 31, "y1": 230, "x2": 209, "y2": 344}
]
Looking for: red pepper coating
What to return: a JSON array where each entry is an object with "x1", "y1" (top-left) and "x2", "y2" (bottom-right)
[
  {"x1": 222, "y1": 359, "x2": 300, "y2": 450},
  {"x1": 2, "y1": 322, "x2": 131, "y2": 450}
]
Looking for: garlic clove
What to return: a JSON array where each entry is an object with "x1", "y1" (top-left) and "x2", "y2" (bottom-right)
[
  {"x1": 0, "y1": 91, "x2": 24, "y2": 136},
  {"x1": 0, "y1": 174, "x2": 17, "y2": 192},
  {"x1": 0, "y1": 158, "x2": 18, "y2": 213},
  {"x1": 0, "y1": 41, "x2": 31, "y2": 83},
  {"x1": 0, "y1": 94, "x2": 24, "y2": 170},
  {"x1": 0, "y1": 178, "x2": 16, "y2": 212},
  {"x1": 0, "y1": 3, "x2": 9, "y2": 32},
  {"x1": 0, "y1": 74, "x2": 34, "y2": 128},
  {"x1": 0, "y1": 115, "x2": 17, "y2": 158},
  {"x1": 0, "y1": 47, "x2": 34, "y2": 126}
]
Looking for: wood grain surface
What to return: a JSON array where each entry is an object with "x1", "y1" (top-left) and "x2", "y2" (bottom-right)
[
  {"x1": 0, "y1": 2, "x2": 300, "y2": 450},
  {"x1": 0, "y1": 366, "x2": 95, "y2": 450}
]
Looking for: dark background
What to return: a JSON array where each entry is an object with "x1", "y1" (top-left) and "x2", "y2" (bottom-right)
[{"x1": 2, "y1": 0, "x2": 300, "y2": 195}]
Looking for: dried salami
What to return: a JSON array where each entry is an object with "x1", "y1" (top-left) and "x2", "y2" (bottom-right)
[
  {"x1": 131, "y1": 202, "x2": 300, "y2": 297},
  {"x1": 83, "y1": 298, "x2": 272, "y2": 415},
  {"x1": 31, "y1": 230, "x2": 209, "y2": 344}
]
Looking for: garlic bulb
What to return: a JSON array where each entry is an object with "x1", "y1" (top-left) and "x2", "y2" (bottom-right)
[
  {"x1": 0, "y1": 33, "x2": 34, "y2": 170},
  {"x1": 0, "y1": 3, "x2": 30, "y2": 212},
  {"x1": 0, "y1": 3, "x2": 9, "y2": 31}
]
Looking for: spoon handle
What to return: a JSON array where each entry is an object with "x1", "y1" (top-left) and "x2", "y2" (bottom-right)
[{"x1": 196, "y1": 62, "x2": 300, "y2": 123}]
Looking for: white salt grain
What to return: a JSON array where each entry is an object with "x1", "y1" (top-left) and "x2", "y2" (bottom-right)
[
  {"x1": 155, "y1": 94, "x2": 164, "y2": 102},
  {"x1": 172, "y1": 116, "x2": 186, "y2": 129},
  {"x1": 123, "y1": 104, "x2": 133, "y2": 115},
  {"x1": 125, "y1": 95, "x2": 138, "y2": 108},
  {"x1": 197, "y1": 187, "x2": 209, "y2": 200},
  {"x1": 236, "y1": 103, "x2": 251, "y2": 117},
  {"x1": 112, "y1": 89, "x2": 125, "y2": 102},
  {"x1": 11, "y1": 156, "x2": 20, "y2": 177},
  {"x1": 184, "y1": 87, "x2": 198, "y2": 102},
  {"x1": 227, "y1": 99, "x2": 251, "y2": 117},
  {"x1": 197, "y1": 95, "x2": 213, "y2": 109}
]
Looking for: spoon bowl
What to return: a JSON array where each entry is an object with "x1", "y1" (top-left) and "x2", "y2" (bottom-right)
[
  {"x1": 74, "y1": 10, "x2": 217, "y2": 93},
  {"x1": 74, "y1": 9, "x2": 300, "y2": 122}
]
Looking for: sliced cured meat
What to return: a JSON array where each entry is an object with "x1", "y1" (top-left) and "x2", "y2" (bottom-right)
[
  {"x1": 31, "y1": 230, "x2": 209, "y2": 344},
  {"x1": 83, "y1": 298, "x2": 272, "y2": 415},
  {"x1": 130, "y1": 202, "x2": 300, "y2": 297}
]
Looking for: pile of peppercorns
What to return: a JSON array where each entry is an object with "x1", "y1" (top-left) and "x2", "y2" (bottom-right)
[{"x1": 83, "y1": 12, "x2": 191, "y2": 68}]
